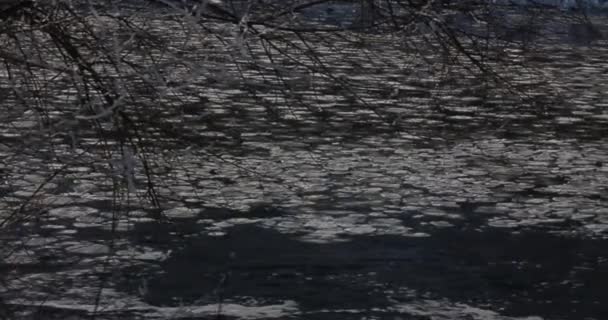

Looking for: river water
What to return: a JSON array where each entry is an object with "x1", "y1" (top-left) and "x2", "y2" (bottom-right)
[{"x1": 1, "y1": 3, "x2": 607, "y2": 320}]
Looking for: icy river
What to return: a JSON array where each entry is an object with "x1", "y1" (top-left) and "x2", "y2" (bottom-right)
[{"x1": 1, "y1": 3, "x2": 608, "y2": 319}]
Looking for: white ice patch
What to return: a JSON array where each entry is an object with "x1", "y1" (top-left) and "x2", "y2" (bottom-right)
[
  {"x1": 163, "y1": 206, "x2": 200, "y2": 219},
  {"x1": 391, "y1": 299, "x2": 543, "y2": 320},
  {"x1": 585, "y1": 223, "x2": 608, "y2": 234},
  {"x1": 65, "y1": 242, "x2": 110, "y2": 255},
  {"x1": 115, "y1": 247, "x2": 172, "y2": 261},
  {"x1": 48, "y1": 206, "x2": 99, "y2": 219}
]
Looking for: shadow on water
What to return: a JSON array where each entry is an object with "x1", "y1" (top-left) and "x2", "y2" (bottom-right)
[{"x1": 131, "y1": 216, "x2": 608, "y2": 320}]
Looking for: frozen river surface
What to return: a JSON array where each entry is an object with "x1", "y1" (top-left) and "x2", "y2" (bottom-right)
[{"x1": 1, "y1": 5, "x2": 608, "y2": 320}]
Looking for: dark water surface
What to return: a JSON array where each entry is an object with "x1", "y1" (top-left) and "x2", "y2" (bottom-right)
[{"x1": 131, "y1": 218, "x2": 607, "y2": 320}]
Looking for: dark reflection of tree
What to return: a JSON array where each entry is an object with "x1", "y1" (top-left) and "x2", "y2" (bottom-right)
[{"x1": 0, "y1": 0, "x2": 602, "y2": 318}]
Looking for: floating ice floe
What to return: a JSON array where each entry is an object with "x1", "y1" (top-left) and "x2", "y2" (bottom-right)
[{"x1": 65, "y1": 242, "x2": 110, "y2": 255}]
